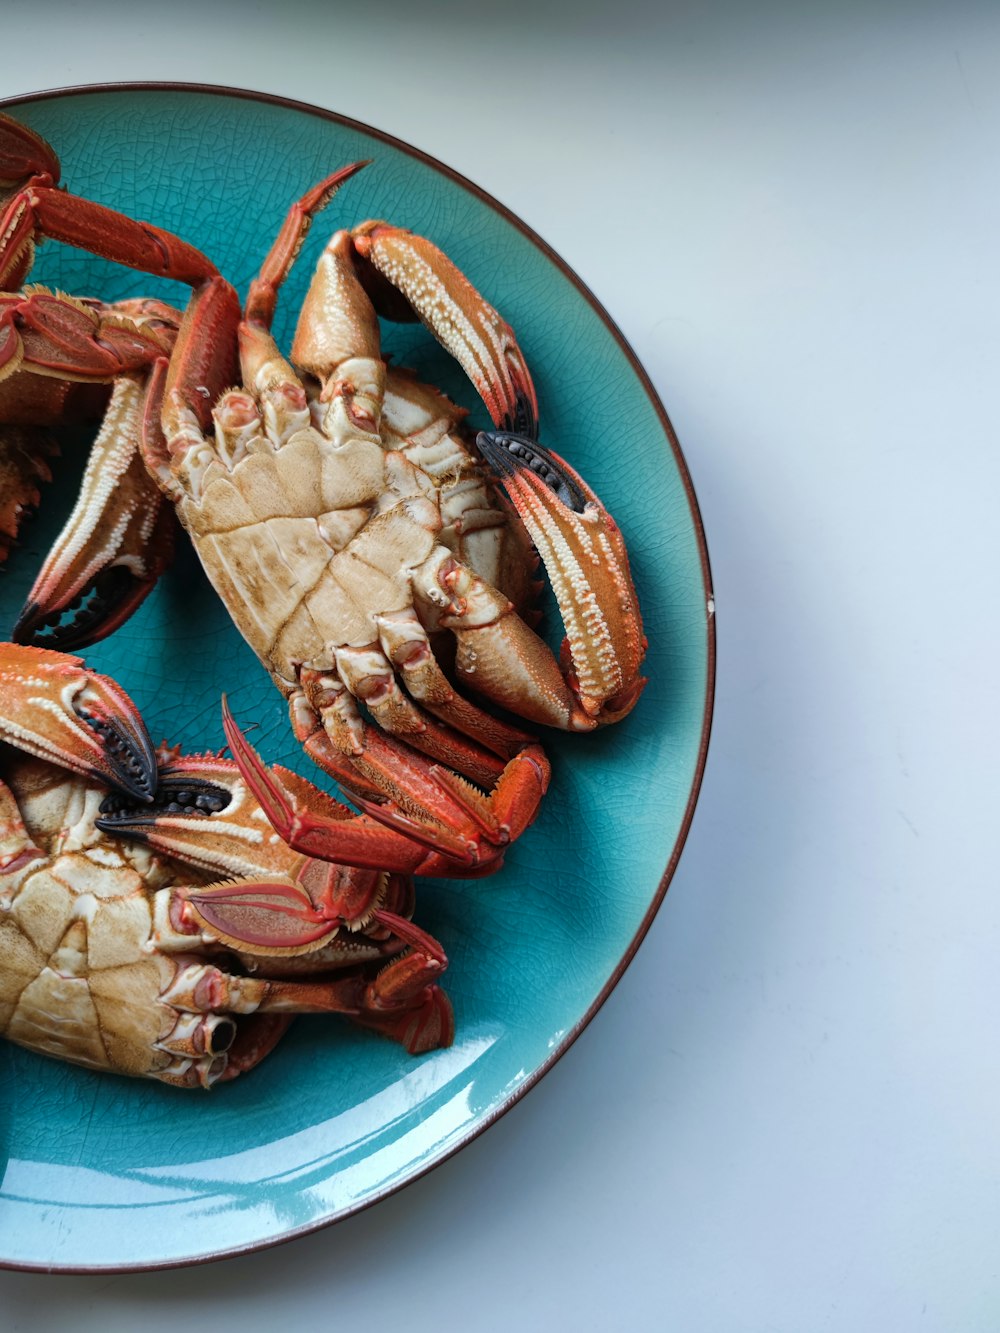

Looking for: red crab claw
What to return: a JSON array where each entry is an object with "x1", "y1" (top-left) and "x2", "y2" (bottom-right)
[
  {"x1": 0, "y1": 289, "x2": 186, "y2": 647},
  {"x1": 473, "y1": 431, "x2": 648, "y2": 728},
  {"x1": 0, "y1": 111, "x2": 219, "y2": 292},
  {"x1": 96, "y1": 746, "x2": 412, "y2": 927},
  {"x1": 11, "y1": 373, "x2": 176, "y2": 651},
  {"x1": 0, "y1": 291, "x2": 178, "y2": 641},
  {"x1": 0, "y1": 642, "x2": 156, "y2": 800},
  {"x1": 348, "y1": 219, "x2": 539, "y2": 437}
]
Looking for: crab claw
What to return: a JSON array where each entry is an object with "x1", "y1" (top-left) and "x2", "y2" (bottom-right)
[
  {"x1": 349, "y1": 221, "x2": 539, "y2": 437},
  {"x1": 95, "y1": 749, "x2": 332, "y2": 882},
  {"x1": 12, "y1": 377, "x2": 176, "y2": 650},
  {"x1": 0, "y1": 642, "x2": 156, "y2": 800},
  {"x1": 97, "y1": 746, "x2": 398, "y2": 920},
  {"x1": 475, "y1": 431, "x2": 647, "y2": 725}
]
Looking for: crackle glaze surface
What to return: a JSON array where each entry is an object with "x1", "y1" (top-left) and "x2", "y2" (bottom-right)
[{"x1": 0, "y1": 86, "x2": 712, "y2": 1271}]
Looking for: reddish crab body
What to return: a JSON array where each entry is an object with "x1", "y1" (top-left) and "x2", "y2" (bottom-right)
[{"x1": 142, "y1": 165, "x2": 647, "y2": 878}]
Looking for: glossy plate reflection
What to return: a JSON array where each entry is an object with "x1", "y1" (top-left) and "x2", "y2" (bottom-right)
[{"x1": 0, "y1": 84, "x2": 713, "y2": 1271}]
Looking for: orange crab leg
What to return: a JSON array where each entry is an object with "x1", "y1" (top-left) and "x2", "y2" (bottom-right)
[
  {"x1": 287, "y1": 693, "x2": 549, "y2": 871},
  {"x1": 12, "y1": 376, "x2": 176, "y2": 649},
  {"x1": 3, "y1": 294, "x2": 182, "y2": 643},
  {"x1": 466, "y1": 431, "x2": 648, "y2": 727},
  {"x1": 135, "y1": 274, "x2": 244, "y2": 504},
  {"x1": 159, "y1": 907, "x2": 452, "y2": 1057},
  {"x1": 243, "y1": 162, "x2": 370, "y2": 329},
  {"x1": 94, "y1": 748, "x2": 405, "y2": 937},
  {"x1": 225, "y1": 701, "x2": 477, "y2": 873},
  {"x1": 6, "y1": 186, "x2": 220, "y2": 284},
  {"x1": 0, "y1": 289, "x2": 178, "y2": 385}
]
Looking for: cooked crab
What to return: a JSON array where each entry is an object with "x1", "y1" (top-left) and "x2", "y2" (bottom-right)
[
  {"x1": 0, "y1": 643, "x2": 453, "y2": 1087},
  {"x1": 3, "y1": 132, "x2": 647, "y2": 877},
  {"x1": 140, "y1": 164, "x2": 647, "y2": 876}
]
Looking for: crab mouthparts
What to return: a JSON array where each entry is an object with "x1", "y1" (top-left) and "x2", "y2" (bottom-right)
[{"x1": 476, "y1": 431, "x2": 589, "y2": 514}]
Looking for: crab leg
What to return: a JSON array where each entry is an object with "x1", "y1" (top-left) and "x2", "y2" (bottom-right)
[
  {"x1": 157, "y1": 902, "x2": 452, "y2": 1056},
  {"x1": 0, "y1": 642, "x2": 156, "y2": 801},
  {"x1": 0, "y1": 288, "x2": 179, "y2": 386},
  {"x1": 0, "y1": 112, "x2": 219, "y2": 291},
  {"x1": 94, "y1": 746, "x2": 426, "y2": 946},
  {"x1": 222, "y1": 701, "x2": 548, "y2": 877},
  {"x1": 0, "y1": 292, "x2": 178, "y2": 631},
  {"x1": 147, "y1": 915, "x2": 451, "y2": 1067},
  {"x1": 0, "y1": 288, "x2": 205, "y2": 648}
]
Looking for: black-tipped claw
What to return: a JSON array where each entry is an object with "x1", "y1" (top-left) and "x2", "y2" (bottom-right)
[
  {"x1": 476, "y1": 431, "x2": 589, "y2": 514},
  {"x1": 75, "y1": 703, "x2": 159, "y2": 805},
  {"x1": 13, "y1": 566, "x2": 152, "y2": 653},
  {"x1": 97, "y1": 773, "x2": 232, "y2": 834},
  {"x1": 503, "y1": 389, "x2": 539, "y2": 442}
]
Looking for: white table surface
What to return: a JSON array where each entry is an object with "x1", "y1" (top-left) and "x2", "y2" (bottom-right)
[{"x1": 2, "y1": 3, "x2": 997, "y2": 1329}]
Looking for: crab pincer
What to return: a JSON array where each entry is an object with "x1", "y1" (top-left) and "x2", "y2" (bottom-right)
[
  {"x1": 474, "y1": 431, "x2": 648, "y2": 729},
  {"x1": 0, "y1": 642, "x2": 157, "y2": 803}
]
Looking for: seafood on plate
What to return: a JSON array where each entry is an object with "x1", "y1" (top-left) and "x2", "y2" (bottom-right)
[{"x1": 0, "y1": 643, "x2": 453, "y2": 1087}]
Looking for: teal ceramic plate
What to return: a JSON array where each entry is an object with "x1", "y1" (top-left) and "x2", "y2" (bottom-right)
[{"x1": 0, "y1": 84, "x2": 714, "y2": 1272}]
